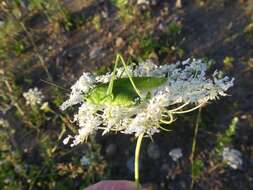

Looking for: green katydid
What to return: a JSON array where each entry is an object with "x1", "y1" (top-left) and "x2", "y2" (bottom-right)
[{"x1": 85, "y1": 54, "x2": 167, "y2": 106}]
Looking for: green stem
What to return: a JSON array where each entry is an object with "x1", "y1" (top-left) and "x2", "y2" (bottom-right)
[
  {"x1": 172, "y1": 103, "x2": 204, "y2": 114},
  {"x1": 135, "y1": 133, "x2": 144, "y2": 189},
  {"x1": 168, "y1": 101, "x2": 190, "y2": 112},
  {"x1": 190, "y1": 108, "x2": 201, "y2": 190}
]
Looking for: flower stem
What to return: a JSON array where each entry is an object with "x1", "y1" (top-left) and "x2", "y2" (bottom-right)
[
  {"x1": 172, "y1": 103, "x2": 205, "y2": 114},
  {"x1": 135, "y1": 133, "x2": 144, "y2": 189},
  {"x1": 190, "y1": 108, "x2": 201, "y2": 190}
]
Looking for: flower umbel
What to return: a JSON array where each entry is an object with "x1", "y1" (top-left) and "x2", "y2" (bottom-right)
[
  {"x1": 222, "y1": 147, "x2": 243, "y2": 169},
  {"x1": 23, "y1": 87, "x2": 44, "y2": 106},
  {"x1": 61, "y1": 57, "x2": 234, "y2": 146},
  {"x1": 169, "y1": 148, "x2": 183, "y2": 162}
]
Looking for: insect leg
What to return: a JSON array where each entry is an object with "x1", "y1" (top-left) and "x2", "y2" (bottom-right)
[
  {"x1": 106, "y1": 54, "x2": 121, "y2": 97},
  {"x1": 118, "y1": 54, "x2": 142, "y2": 98},
  {"x1": 117, "y1": 57, "x2": 131, "y2": 78}
]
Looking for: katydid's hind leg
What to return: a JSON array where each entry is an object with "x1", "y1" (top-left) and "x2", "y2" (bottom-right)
[
  {"x1": 118, "y1": 54, "x2": 142, "y2": 98},
  {"x1": 106, "y1": 54, "x2": 142, "y2": 100},
  {"x1": 117, "y1": 57, "x2": 131, "y2": 78}
]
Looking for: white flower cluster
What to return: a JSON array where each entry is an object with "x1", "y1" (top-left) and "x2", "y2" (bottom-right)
[
  {"x1": 61, "y1": 58, "x2": 234, "y2": 146},
  {"x1": 137, "y1": 0, "x2": 149, "y2": 5},
  {"x1": 60, "y1": 73, "x2": 95, "y2": 110},
  {"x1": 80, "y1": 155, "x2": 90, "y2": 166},
  {"x1": 0, "y1": 118, "x2": 10, "y2": 128},
  {"x1": 0, "y1": 20, "x2": 4, "y2": 28},
  {"x1": 23, "y1": 87, "x2": 44, "y2": 106},
  {"x1": 169, "y1": 148, "x2": 183, "y2": 162},
  {"x1": 222, "y1": 147, "x2": 243, "y2": 169}
]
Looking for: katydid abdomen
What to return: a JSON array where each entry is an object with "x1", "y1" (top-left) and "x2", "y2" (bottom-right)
[{"x1": 86, "y1": 77, "x2": 167, "y2": 106}]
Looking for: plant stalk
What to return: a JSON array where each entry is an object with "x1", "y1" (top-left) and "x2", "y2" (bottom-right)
[
  {"x1": 135, "y1": 133, "x2": 144, "y2": 189},
  {"x1": 19, "y1": 22, "x2": 53, "y2": 81},
  {"x1": 190, "y1": 108, "x2": 201, "y2": 190}
]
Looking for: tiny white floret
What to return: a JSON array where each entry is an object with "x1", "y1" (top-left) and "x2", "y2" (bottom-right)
[
  {"x1": 63, "y1": 135, "x2": 72, "y2": 145},
  {"x1": 137, "y1": 0, "x2": 149, "y2": 5},
  {"x1": 0, "y1": 118, "x2": 10, "y2": 128},
  {"x1": 169, "y1": 148, "x2": 183, "y2": 162},
  {"x1": 222, "y1": 147, "x2": 243, "y2": 169},
  {"x1": 23, "y1": 87, "x2": 44, "y2": 106},
  {"x1": 80, "y1": 156, "x2": 90, "y2": 166}
]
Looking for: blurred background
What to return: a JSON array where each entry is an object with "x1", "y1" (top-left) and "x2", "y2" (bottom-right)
[{"x1": 0, "y1": 0, "x2": 252, "y2": 189}]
